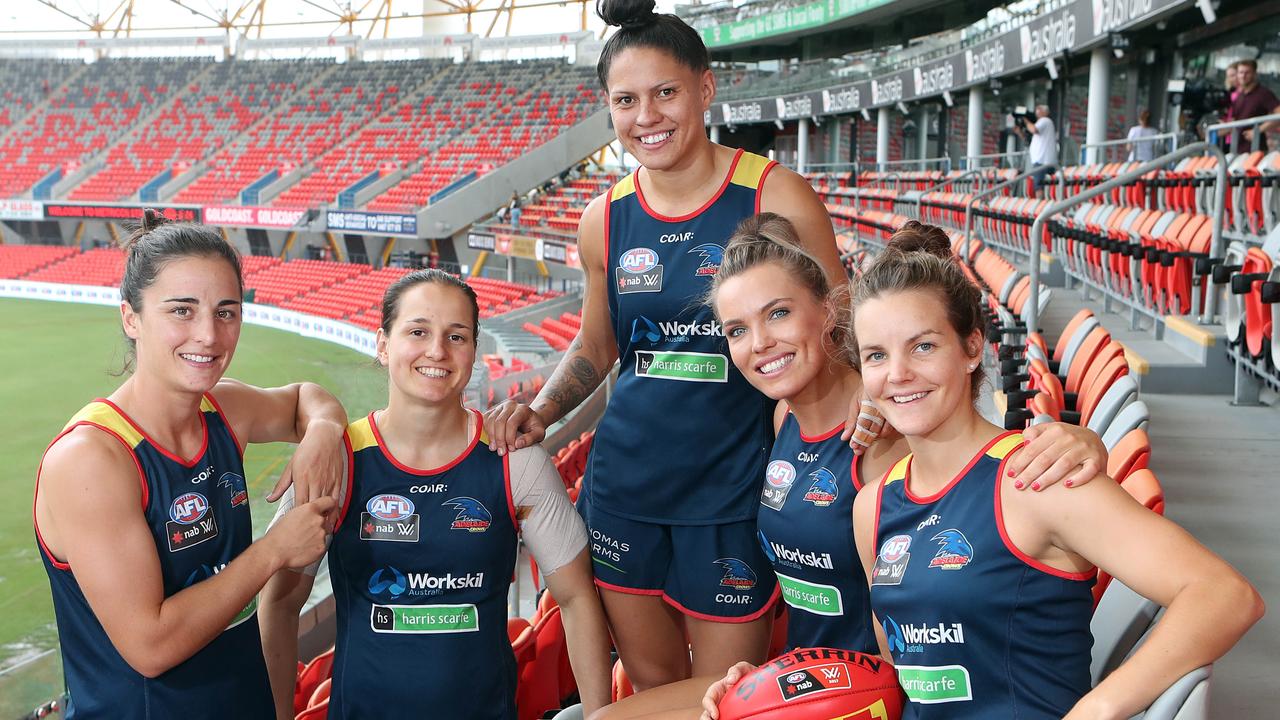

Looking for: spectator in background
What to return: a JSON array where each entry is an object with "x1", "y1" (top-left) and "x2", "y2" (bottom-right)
[
  {"x1": 1016, "y1": 104, "x2": 1057, "y2": 197},
  {"x1": 508, "y1": 191, "x2": 522, "y2": 228},
  {"x1": 1127, "y1": 109, "x2": 1160, "y2": 162},
  {"x1": 1232, "y1": 59, "x2": 1280, "y2": 152},
  {"x1": 1224, "y1": 61, "x2": 1240, "y2": 123}
]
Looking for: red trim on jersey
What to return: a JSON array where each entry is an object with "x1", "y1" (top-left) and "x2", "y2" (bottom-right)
[
  {"x1": 871, "y1": 471, "x2": 889, "y2": 560},
  {"x1": 333, "y1": 431, "x2": 356, "y2": 531},
  {"x1": 34, "y1": 422, "x2": 148, "y2": 571},
  {"x1": 97, "y1": 397, "x2": 209, "y2": 468},
  {"x1": 201, "y1": 391, "x2": 242, "y2": 457},
  {"x1": 755, "y1": 159, "x2": 779, "y2": 214},
  {"x1": 503, "y1": 452, "x2": 519, "y2": 535},
  {"x1": 903, "y1": 430, "x2": 1018, "y2": 505},
  {"x1": 798, "y1": 419, "x2": 845, "y2": 443},
  {"x1": 661, "y1": 582, "x2": 781, "y2": 624},
  {"x1": 602, "y1": 187, "x2": 612, "y2": 263},
  {"x1": 993, "y1": 449, "x2": 1095, "y2": 582},
  {"x1": 594, "y1": 578, "x2": 663, "y2": 596},
  {"x1": 851, "y1": 453, "x2": 863, "y2": 492},
  {"x1": 367, "y1": 408, "x2": 483, "y2": 476},
  {"x1": 633, "y1": 148, "x2": 744, "y2": 223}
]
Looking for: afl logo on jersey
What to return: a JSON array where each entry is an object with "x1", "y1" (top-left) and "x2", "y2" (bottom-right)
[
  {"x1": 871, "y1": 534, "x2": 912, "y2": 587},
  {"x1": 620, "y1": 248, "x2": 658, "y2": 274},
  {"x1": 170, "y1": 493, "x2": 210, "y2": 525},
  {"x1": 367, "y1": 494, "x2": 415, "y2": 521},
  {"x1": 761, "y1": 459, "x2": 797, "y2": 511}
]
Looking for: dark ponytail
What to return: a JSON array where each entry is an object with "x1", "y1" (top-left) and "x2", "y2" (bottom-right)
[{"x1": 595, "y1": 0, "x2": 710, "y2": 90}]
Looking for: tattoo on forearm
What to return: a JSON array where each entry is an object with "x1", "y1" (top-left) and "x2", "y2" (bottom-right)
[{"x1": 541, "y1": 338, "x2": 603, "y2": 419}]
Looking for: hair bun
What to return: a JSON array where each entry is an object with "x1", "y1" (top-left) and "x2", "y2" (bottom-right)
[
  {"x1": 597, "y1": 0, "x2": 657, "y2": 29},
  {"x1": 887, "y1": 220, "x2": 952, "y2": 259}
]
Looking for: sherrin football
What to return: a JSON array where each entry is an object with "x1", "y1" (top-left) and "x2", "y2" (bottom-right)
[{"x1": 717, "y1": 648, "x2": 904, "y2": 720}]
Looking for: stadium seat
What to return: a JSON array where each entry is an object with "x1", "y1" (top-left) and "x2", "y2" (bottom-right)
[
  {"x1": 1105, "y1": 428, "x2": 1151, "y2": 483},
  {"x1": 611, "y1": 659, "x2": 635, "y2": 702},
  {"x1": 1090, "y1": 579, "x2": 1160, "y2": 683},
  {"x1": 294, "y1": 646, "x2": 335, "y2": 715}
]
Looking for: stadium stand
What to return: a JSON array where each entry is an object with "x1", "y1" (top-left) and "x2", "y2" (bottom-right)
[
  {"x1": 22, "y1": 247, "x2": 126, "y2": 287},
  {"x1": 68, "y1": 60, "x2": 317, "y2": 202},
  {"x1": 0, "y1": 244, "x2": 79, "y2": 278},
  {"x1": 0, "y1": 58, "x2": 208, "y2": 199}
]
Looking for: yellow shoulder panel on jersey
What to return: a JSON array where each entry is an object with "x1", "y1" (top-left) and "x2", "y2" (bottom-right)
[
  {"x1": 65, "y1": 401, "x2": 143, "y2": 448},
  {"x1": 199, "y1": 396, "x2": 217, "y2": 414},
  {"x1": 986, "y1": 433, "x2": 1025, "y2": 460},
  {"x1": 347, "y1": 416, "x2": 378, "y2": 453},
  {"x1": 730, "y1": 151, "x2": 773, "y2": 190},
  {"x1": 883, "y1": 455, "x2": 912, "y2": 487},
  {"x1": 610, "y1": 173, "x2": 637, "y2": 202}
]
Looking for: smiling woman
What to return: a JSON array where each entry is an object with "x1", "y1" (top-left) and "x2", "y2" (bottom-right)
[
  {"x1": 481, "y1": 0, "x2": 856, "y2": 693},
  {"x1": 31, "y1": 211, "x2": 346, "y2": 719}
]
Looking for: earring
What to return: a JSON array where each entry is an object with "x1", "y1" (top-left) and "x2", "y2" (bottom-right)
[{"x1": 967, "y1": 363, "x2": 977, "y2": 372}]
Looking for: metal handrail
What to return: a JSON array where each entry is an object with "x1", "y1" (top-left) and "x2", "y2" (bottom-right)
[
  {"x1": 963, "y1": 151, "x2": 1026, "y2": 170},
  {"x1": 961, "y1": 164, "x2": 1057, "y2": 263},
  {"x1": 1025, "y1": 142, "x2": 1227, "y2": 332},
  {"x1": 1078, "y1": 132, "x2": 1178, "y2": 164},
  {"x1": 1206, "y1": 112, "x2": 1280, "y2": 154},
  {"x1": 870, "y1": 156, "x2": 952, "y2": 172},
  {"x1": 915, "y1": 169, "x2": 988, "y2": 214}
]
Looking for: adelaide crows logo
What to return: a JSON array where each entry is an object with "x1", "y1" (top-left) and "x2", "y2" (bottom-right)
[
  {"x1": 688, "y1": 243, "x2": 723, "y2": 276},
  {"x1": 929, "y1": 529, "x2": 974, "y2": 570},
  {"x1": 443, "y1": 497, "x2": 492, "y2": 533},
  {"x1": 714, "y1": 558, "x2": 757, "y2": 590},
  {"x1": 802, "y1": 467, "x2": 839, "y2": 507}
]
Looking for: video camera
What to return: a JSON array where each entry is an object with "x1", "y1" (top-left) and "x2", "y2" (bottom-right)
[{"x1": 1006, "y1": 105, "x2": 1036, "y2": 128}]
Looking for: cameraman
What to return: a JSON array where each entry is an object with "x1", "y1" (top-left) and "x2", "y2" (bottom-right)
[
  {"x1": 1015, "y1": 104, "x2": 1057, "y2": 197},
  {"x1": 1231, "y1": 60, "x2": 1280, "y2": 151}
]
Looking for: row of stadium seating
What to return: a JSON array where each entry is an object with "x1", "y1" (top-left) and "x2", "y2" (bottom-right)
[
  {"x1": 0, "y1": 57, "x2": 601, "y2": 214},
  {"x1": 522, "y1": 311, "x2": 581, "y2": 352},
  {"x1": 0, "y1": 245, "x2": 556, "y2": 329}
]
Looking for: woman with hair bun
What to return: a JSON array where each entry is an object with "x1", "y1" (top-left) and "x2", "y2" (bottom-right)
[
  {"x1": 484, "y1": 0, "x2": 863, "y2": 689},
  {"x1": 851, "y1": 226, "x2": 1262, "y2": 718},
  {"x1": 33, "y1": 211, "x2": 345, "y2": 718}
]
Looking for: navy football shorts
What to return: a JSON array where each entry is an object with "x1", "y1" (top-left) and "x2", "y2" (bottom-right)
[{"x1": 578, "y1": 489, "x2": 778, "y2": 622}]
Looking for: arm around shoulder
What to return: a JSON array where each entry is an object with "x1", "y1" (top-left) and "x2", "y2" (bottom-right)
[{"x1": 758, "y1": 166, "x2": 848, "y2": 290}]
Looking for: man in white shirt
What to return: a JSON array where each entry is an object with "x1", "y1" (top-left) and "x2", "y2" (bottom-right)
[{"x1": 1018, "y1": 104, "x2": 1057, "y2": 197}]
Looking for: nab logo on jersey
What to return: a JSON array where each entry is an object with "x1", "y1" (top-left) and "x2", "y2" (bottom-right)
[
  {"x1": 620, "y1": 248, "x2": 658, "y2": 274},
  {"x1": 367, "y1": 494, "x2": 415, "y2": 521},
  {"x1": 170, "y1": 493, "x2": 209, "y2": 524},
  {"x1": 443, "y1": 497, "x2": 492, "y2": 532}
]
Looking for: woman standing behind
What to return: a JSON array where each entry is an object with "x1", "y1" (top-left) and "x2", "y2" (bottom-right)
[
  {"x1": 484, "y1": 0, "x2": 857, "y2": 691},
  {"x1": 1126, "y1": 109, "x2": 1160, "y2": 162},
  {"x1": 34, "y1": 213, "x2": 343, "y2": 719}
]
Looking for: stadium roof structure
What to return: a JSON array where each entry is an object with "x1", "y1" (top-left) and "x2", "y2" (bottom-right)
[
  {"x1": 2, "y1": 0, "x2": 605, "y2": 45},
  {"x1": 678, "y1": 0, "x2": 1007, "y2": 61}
]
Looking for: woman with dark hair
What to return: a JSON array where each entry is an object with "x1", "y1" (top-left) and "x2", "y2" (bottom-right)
[
  {"x1": 33, "y1": 211, "x2": 345, "y2": 719},
  {"x1": 259, "y1": 269, "x2": 612, "y2": 720},
  {"x1": 482, "y1": 0, "x2": 862, "y2": 689}
]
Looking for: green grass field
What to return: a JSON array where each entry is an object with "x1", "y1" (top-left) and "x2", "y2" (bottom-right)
[{"x1": 0, "y1": 298, "x2": 390, "y2": 710}]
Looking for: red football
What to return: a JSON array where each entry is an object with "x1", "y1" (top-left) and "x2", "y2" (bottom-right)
[{"x1": 717, "y1": 648, "x2": 904, "y2": 720}]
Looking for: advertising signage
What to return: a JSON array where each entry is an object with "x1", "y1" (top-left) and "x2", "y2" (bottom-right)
[
  {"x1": 700, "y1": 0, "x2": 894, "y2": 49},
  {"x1": 326, "y1": 211, "x2": 418, "y2": 236},
  {"x1": 0, "y1": 199, "x2": 43, "y2": 220},
  {"x1": 43, "y1": 204, "x2": 200, "y2": 223},
  {"x1": 705, "y1": 0, "x2": 1188, "y2": 125},
  {"x1": 204, "y1": 205, "x2": 306, "y2": 229}
]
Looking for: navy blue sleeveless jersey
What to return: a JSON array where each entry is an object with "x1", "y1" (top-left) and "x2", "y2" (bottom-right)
[
  {"x1": 755, "y1": 414, "x2": 876, "y2": 653},
  {"x1": 36, "y1": 397, "x2": 272, "y2": 720},
  {"x1": 869, "y1": 432, "x2": 1094, "y2": 718},
  {"x1": 588, "y1": 149, "x2": 777, "y2": 524},
  {"x1": 327, "y1": 411, "x2": 520, "y2": 720}
]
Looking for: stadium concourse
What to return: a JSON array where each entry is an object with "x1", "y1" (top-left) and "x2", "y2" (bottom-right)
[{"x1": 1, "y1": 0, "x2": 1279, "y2": 718}]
